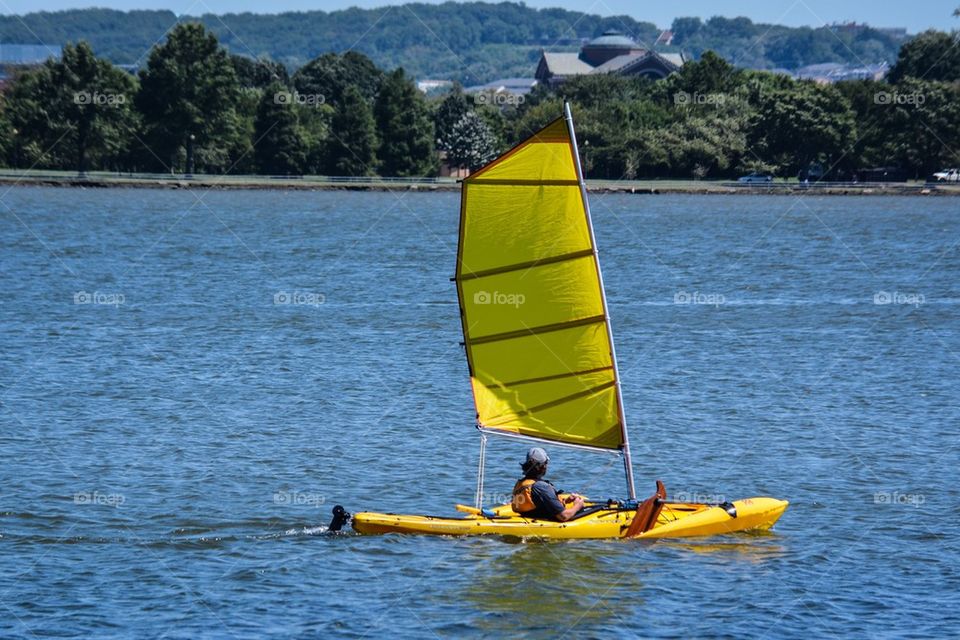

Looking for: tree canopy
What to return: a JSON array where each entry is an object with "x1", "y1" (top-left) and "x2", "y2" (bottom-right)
[
  {"x1": 374, "y1": 68, "x2": 436, "y2": 177},
  {"x1": 2, "y1": 26, "x2": 957, "y2": 182},
  {"x1": 135, "y1": 23, "x2": 240, "y2": 172},
  {"x1": 888, "y1": 30, "x2": 960, "y2": 83}
]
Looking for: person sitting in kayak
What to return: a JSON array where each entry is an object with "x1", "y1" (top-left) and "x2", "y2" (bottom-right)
[{"x1": 512, "y1": 447, "x2": 584, "y2": 521}]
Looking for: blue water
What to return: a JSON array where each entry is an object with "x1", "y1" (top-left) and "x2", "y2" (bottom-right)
[{"x1": 2, "y1": 187, "x2": 958, "y2": 638}]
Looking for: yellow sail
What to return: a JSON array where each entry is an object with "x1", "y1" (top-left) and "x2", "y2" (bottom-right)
[{"x1": 455, "y1": 110, "x2": 627, "y2": 452}]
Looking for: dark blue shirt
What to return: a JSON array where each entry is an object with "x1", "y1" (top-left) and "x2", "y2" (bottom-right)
[{"x1": 526, "y1": 479, "x2": 565, "y2": 520}]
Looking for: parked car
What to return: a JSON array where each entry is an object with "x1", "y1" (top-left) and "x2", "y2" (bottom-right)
[
  {"x1": 738, "y1": 172, "x2": 774, "y2": 184},
  {"x1": 931, "y1": 168, "x2": 960, "y2": 183}
]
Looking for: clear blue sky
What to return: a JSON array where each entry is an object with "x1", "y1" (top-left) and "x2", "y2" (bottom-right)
[{"x1": 7, "y1": 0, "x2": 958, "y2": 33}]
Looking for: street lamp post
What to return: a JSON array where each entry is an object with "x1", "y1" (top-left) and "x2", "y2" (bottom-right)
[
  {"x1": 185, "y1": 133, "x2": 195, "y2": 178},
  {"x1": 10, "y1": 128, "x2": 19, "y2": 169}
]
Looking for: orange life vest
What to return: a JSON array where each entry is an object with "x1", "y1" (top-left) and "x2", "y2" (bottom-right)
[{"x1": 512, "y1": 478, "x2": 537, "y2": 513}]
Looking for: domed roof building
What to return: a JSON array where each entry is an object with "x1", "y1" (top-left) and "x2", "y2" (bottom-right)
[
  {"x1": 535, "y1": 30, "x2": 685, "y2": 86},
  {"x1": 580, "y1": 30, "x2": 645, "y2": 65}
]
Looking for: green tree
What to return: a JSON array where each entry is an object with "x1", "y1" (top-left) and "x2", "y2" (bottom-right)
[
  {"x1": 434, "y1": 84, "x2": 471, "y2": 152},
  {"x1": 293, "y1": 51, "x2": 383, "y2": 107},
  {"x1": 670, "y1": 50, "x2": 741, "y2": 95},
  {"x1": 223, "y1": 88, "x2": 258, "y2": 174},
  {"x1": 888, "y1": 30, "x2": 960, "y2": 83},
  {"x1": 445, "y1": 111, "x2": 498, "y2": 171},
  {"x1": 880, "y1": 79, "x2": 960, "y2": 178},
  {"x1": 296, "y1": 103, "x2": 334, "y2": 174},
  {"x1": 327, "y1": 85, "x2": 378, "y2": 176},
  {"x1": 748, "y1": 81, "x2": 856, "y2": 176},
  {"x1": 671, "y1": 17, "x2": 703, "y2": 46},
  {"x1": 502, "y1": 96, "x2": 565, "y2": 147},
  {"x1": 832, "y1": 79, "x2": 890, "y2": 171},
  {"x1": 253, "y1": 82, "x2": 306, "y2": 175},
  {"x1": 374, "y1": 68, "x2": 436, "y2": 177},
  {"x1": 135, "y1": 23, "x2": 239, "y2": 173},
  {"x1": 230, "y1": 54, "x2": 289, "y2": 89},
  {"x1": 3, "y1": 67, "x2": 62, "y2": 168},
  {"x1": 4, "y1": 42, "x2": 137, "y2": 173},
  {"x1": 662, "y1": 111, "x2": 747, "y2": 179}
]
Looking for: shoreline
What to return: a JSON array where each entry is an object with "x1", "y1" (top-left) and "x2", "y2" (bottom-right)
[{"x1": 2, "y1": 173, "x2": 957, "y2": 196}]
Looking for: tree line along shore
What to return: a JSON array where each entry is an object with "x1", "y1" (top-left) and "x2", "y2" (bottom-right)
[{"x1": 2, "y1": 22, "x2": 958, "y2": 183}]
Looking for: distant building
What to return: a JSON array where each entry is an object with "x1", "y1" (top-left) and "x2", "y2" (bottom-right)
[
  {"x1": 463, "y1": 77, "x2": 538, "y2": 97},
  {"x1": 535, "y1": 30, "x2": 685, "y2": 86},
  {"x1": 417, "y1": 79, "x2": 453, "y2": 94},
  {"x1": 795, "y1": 61, "x2": 889, "y2": 83},
  {"x1": 654, "y1": 30, "x2": 674, "y2": 46},
  {"x1": 438, "y1": 150, "x2": 469, "y2": 179}
]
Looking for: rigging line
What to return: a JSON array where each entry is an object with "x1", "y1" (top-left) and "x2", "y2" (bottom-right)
[
  {"x1": 574, "y1": 453, "x2": 622, "y2": 499},
  {"x1": 474, "y1": 431, "x2": 488, "y2": 511}
]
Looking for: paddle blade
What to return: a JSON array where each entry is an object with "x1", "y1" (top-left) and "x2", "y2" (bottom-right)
[{"x1": 625, "y1": 480, "x2": 667, "y2": 538}]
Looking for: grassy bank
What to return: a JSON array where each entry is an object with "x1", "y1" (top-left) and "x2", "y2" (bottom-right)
[{"x1": 1, "y1": 170, "x2": 957, "y2": 196}]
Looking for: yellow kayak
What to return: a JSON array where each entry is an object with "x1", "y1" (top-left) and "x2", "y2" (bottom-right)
[{"x1": 350, "y1": 496, "x2": 788, "y2": 540}]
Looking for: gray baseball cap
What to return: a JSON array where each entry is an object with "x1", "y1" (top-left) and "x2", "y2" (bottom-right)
[{"x1": 525, "y1": 447, "x2": 549, "y2": 465}]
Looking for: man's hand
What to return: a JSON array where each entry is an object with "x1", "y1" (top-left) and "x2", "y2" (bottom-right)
[{"x1": 556, "y1": 494, "x2": 585, "y2": 522}]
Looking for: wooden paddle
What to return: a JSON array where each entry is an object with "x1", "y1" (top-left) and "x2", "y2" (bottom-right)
[{"x1": 625, "y1": 480, "x2": 667, "y2": 537}]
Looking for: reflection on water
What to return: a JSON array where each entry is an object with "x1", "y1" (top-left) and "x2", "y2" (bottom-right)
[
  {"x1": 461, "y1": 541, "x2": 648, "y2": 637},
  {"x1": 658, "y1": 536, "x2": 788, "y2": 563}
]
